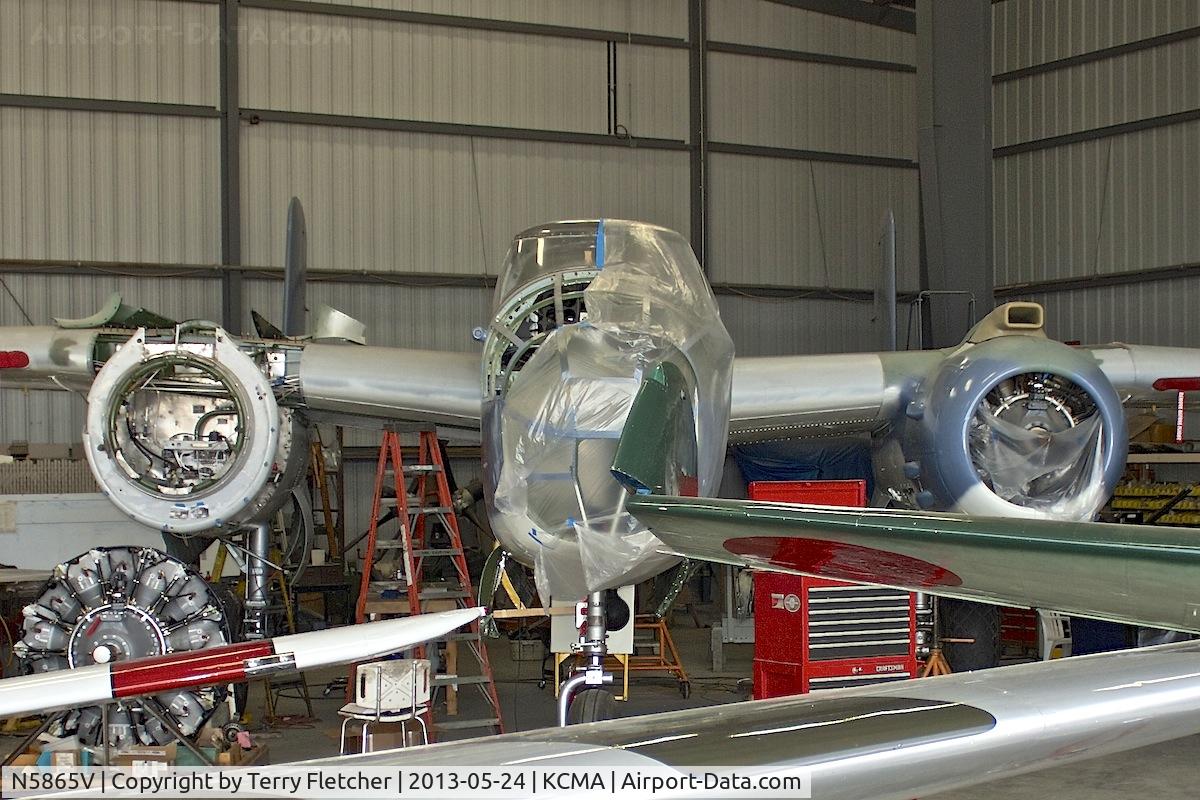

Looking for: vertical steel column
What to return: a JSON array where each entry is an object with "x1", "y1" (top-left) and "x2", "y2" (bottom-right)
[
  {"x1": 916, "y1": 0, "x2": 993, "y2": 347},
  {"x1": 220, "y1": 0, "x2": 244, "y2": 334},
  {"x1": 688, "y1": 0, "x2": 708, "y2": 272},
  {"x1": 877, "y1": 210, "x2": 898, "y2": 351}
]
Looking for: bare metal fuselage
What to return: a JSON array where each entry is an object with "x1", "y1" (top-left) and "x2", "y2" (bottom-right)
[{"x1": 476, "y1": 221, "x2": 734, "y2": 598}]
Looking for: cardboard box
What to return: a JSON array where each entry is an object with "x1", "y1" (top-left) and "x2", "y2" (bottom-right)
[
  {"x1": 218, "y1": 743, "x2": 246, "y2": 766},
  {"x1": 9, "y1": 740, "x2": 88, "y2": 767},
  {"x1": 175, "y1": 746, "x2": 219, "y2": 767},
  {"x1": 112, "y1": 743, "x2": 177, "y2": 768},
  {"x1": 217, "y1": 744, "x2": 268, "y2": 766},
  {"x1": 364, "y1": 724, "x2": 427, "y2": 753},
  {"x1": 8, "y1": 748, "x2": 39, "y2": 767},
  {"x1": 170, "y1": 743, "x2": 268, "y2": 767}
]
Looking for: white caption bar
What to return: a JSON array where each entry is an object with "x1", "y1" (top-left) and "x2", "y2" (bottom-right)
[{"x1": 3, "y1": 766, "x2": 812, "y2": 799}]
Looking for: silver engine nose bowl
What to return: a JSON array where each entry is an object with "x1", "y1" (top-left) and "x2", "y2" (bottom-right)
[
  {"x1": 905, "y1": 336, "x2": 1126, "y2": 520},
  {"x1": 84, "y1": 327, "x2": 284, "y2": 533}
]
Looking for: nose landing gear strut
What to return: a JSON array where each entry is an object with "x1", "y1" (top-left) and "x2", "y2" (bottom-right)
[{"x1": 558, "y1": 591, "x2": 617, "y2": 725}]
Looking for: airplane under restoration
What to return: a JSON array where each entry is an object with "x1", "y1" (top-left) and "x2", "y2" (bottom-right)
[{"x1": 5, "y1": 220, "x2": 1200, "y2": 791}]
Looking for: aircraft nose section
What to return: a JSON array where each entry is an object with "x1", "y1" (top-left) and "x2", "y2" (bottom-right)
[{"x1": 490, "y1": 324, "x2": 687, "y2": 595}]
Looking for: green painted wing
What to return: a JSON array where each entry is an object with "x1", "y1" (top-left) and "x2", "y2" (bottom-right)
[
  {"x1": 628, "y1": 495, "x2": 1200, "y2": 633},
  {"x1": 611, "y1": 361, "x2": 1200, "y2": 632}
]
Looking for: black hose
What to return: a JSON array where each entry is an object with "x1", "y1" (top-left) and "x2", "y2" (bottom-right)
[{"x1": 194, "y1": 408, "x2": 239, "y2": 438}]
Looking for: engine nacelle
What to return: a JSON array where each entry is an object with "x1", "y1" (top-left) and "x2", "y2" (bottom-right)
[
  {"x1": 83, "y1": 327, "x2": 306, "y2": 534},
  {"x1": 901, "y1": 335, "x2": 1126, "y2": 520}
]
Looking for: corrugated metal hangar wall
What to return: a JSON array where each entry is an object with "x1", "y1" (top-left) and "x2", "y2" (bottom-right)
[
  {"x1": 0, "y1": 0, "x2": 1197, "y2": 446},
  {"x1": 993, "y1": 0, "x2": 1200, "y2": 345}
]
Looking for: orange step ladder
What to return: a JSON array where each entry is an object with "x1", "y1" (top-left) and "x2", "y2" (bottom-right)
[{"x1": 354, "y1": 425, "x2": 504, "y2": 739}]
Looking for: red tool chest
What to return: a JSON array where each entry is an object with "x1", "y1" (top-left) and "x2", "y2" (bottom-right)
[{"x1": 749, "y1": 480, "x2": 919, "y2": 699}]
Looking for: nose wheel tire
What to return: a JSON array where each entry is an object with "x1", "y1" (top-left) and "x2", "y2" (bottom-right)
[{"x1": 566, "y1": 687, "x2": 617, "y2": 724}]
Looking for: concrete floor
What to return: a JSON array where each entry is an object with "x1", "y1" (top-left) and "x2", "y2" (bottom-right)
[{"x1": 6, "y1": 625, "x2": 1199, "y2": 797}]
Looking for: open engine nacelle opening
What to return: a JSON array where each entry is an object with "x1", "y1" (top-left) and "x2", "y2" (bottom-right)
[
  {"x1": 83, "y1": 327, "x2": 306, "y2": 534},
  {"x1": 902, "y1": 335, "x2": 1127, "y2": 521}
]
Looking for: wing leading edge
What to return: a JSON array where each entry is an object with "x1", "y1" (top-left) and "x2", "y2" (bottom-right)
[
  {"x1": 728, "y1": 336, "x2": 1200, "y2": 444},
  {"x1": 0, "y1": 324, "x2": 484, "y2": 429}
]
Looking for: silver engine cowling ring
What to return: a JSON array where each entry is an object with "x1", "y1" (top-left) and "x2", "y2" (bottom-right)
[
  {"x1": 84, "y1": 327, "x2": 302, "y2": 534},
  {"x1": 902, "y1": 336, "x2": 1126, "y2": 520}
]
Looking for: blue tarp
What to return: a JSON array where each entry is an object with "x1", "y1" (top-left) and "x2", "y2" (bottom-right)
[{"x1": 732, "y1": 438, "x2": 875, "y2": 498}]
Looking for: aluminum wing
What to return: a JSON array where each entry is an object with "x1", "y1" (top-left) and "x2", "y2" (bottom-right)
[
  {"x1": 1086, "y1": 342, "x2": 1200, "y2": 402},
  {"x1": 298, "y1": 641, "x2": 1200, "y2": 800},
  {"x1": 620, "y1": 355, "x2": 1200, "y2": 631},
  {"x1": 728, "y1": 339, "x2": 1200, "y2": 443},
  {"x1": 0, "y1": 325, "x2": 483, "y2": 429},
  {"x1": 298, "y1": 343, "x2": 481, "y2": 428},
  {"x1": 0, "y1": 326, "x2": 99, "y2": 392},
  {"x1": 729, "y1": 352, "x2": 924, "y2": 441}
]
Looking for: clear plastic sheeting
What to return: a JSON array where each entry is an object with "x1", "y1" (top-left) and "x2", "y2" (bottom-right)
[
  {"x1": 488, "y1": 220, "x2": 734, "y2": 599},
  {"x1": 494, "y1": 220, "x2": 600, "y2": 303},
  {"x1": 493, "y1": 325, "x2": 644, "y2": 598},
  {"x1": 969, "y1": 408, "x2": 1108, "y2": 521},
  {"x1": 584, "y1": 221, "x2": 733, "y2": 494}
]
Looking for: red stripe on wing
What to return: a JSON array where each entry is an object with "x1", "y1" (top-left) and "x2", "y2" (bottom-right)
[{"x1": 725, "y1": 536, "x2": 962, "y2": 588}]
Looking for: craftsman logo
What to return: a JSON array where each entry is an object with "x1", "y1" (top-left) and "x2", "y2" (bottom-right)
[{"x1": 771, "y1": 593, "x2": 801, "y2": 613}]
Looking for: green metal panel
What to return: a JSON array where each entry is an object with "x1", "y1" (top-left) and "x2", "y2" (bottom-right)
[{"x1": 629, "y1": 495, "x2": 1200, "y2": 632}]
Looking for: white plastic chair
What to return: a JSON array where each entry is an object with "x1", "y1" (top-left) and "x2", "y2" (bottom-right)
[
  {"x1": 338, "y1": 658, "x2": 430, "y2": 754},
  {"x1": 1037, "y1": 610, "x2": 1072, "y2": 660}
]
